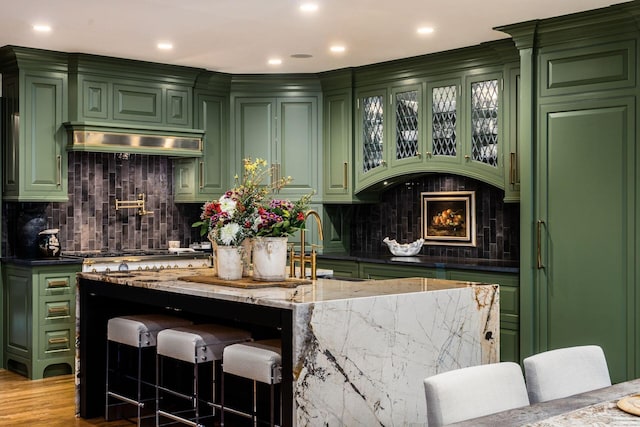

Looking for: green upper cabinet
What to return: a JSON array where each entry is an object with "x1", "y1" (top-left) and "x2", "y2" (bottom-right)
[
  {"x1": 351, "y1": 41, "x2": 518, "y2": 197},
  {"x1": 355, "y1": 81, "x2": 428, "y2": 190},
  {"x1": 1, "y1": 48, "x2": 69, "y2": 202},
  {"x1": 67, "y1": 54, "x2": 201, "y2": 129},
  {"x1": 355, "y1": 71, "x2": 505, "y2": 193},
  {"x1": 322, "y1": 88, "x2": 352, "y2": 201},
  {"x1": 174, "y1": 72, "x2": 231, "y2": 203},
  {"x1": 234, "y1": 94, "x2": 320, "y2": 200}
]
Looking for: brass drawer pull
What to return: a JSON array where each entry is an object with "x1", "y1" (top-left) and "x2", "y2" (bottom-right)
[
  {"x1": 48, "y1": 279, "x2": 69, "y2": 288},
  {"x1": 48, "y1": 306, "x2": 70, "y2": 316},
  {"x1": 537, "y1": 220, "x2": 545, "y2": 269},
  {"x1": 48, "y1": 337, "x2": 69, "y2": 345},
  {"x1": 343, "y1": 162, "x2": 348, "y2": 189}
]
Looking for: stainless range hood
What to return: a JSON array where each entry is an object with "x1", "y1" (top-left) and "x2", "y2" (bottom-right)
[{"x1": 64, "y1": 122, "x2": 204, "y2": 157}]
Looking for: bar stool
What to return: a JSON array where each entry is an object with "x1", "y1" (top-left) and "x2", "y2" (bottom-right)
[
  {"x1": 155, "y1": 324, "x2": 252, "y2": 427},
  {"x1": 105, "y1": 314, "x2": 193, "y2": 426},
  {"x1": 221, "y1": 339, "x2": 282, "y2": 427}
]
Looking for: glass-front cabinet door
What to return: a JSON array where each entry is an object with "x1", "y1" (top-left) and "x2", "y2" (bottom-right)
[
  {"x1": 464, "y1": 72, "x2": 504, "y2": 186},
  {"x1": 356, "y1": 87, "x2": 388, "y2": 189},
  {"x1": 390, "y1": 84, "x2": 423, "y2": 169},
  {"x1": 427, "y1": 78, "x2": 461, "y2": 168}
]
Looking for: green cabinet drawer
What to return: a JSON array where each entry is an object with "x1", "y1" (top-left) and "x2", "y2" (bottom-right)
[
  {"x1": 40, "y1": 296, "x2": 74, "y2": 324},
  {"x1": 39, "y1": 273, "x2": 74, "y2": 296},
  {"x1": 40, "y1": 327, "x2": 73, "y2": 358}
]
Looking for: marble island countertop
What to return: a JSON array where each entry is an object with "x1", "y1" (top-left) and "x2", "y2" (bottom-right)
[
  {"x1": 78, "y1": 267, "x2": 499, "y2": 425},
  {"x1": 78, "y1": 268, "x2": 491, "y2": 309}
]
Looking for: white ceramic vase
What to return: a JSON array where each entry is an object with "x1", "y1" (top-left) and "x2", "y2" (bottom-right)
[
  {"x1": 215, "y1": 245, "x2": 244, "y2": 280},
  {"x1": 252, "y1": 236, "x2": 288, "y2": 281},
  {"x1": 241, "y1": 238, "x2": 252, "y2": 276}
]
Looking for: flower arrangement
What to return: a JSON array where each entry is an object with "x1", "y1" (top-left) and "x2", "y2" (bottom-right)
[
  {"x1": 253, "y1": 194, "x2": 313, "y2": 238},
  {"x1": 193, "y1": 158, "x2": 312, "y2": 245}
]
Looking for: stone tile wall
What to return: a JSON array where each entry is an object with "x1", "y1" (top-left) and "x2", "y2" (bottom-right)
[
  {"x1": 350, "y1": 174, "x2": 519, "y2": 261},
  {"x1": 3, "y1": 152, "x2": 202, "y2": 256}
]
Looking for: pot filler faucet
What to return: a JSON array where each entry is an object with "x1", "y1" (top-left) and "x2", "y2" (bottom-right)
[
  {"x1": 289, "y1": 210, "x2": 324, "y2": 280},
  {"x1": 114, "y1": 193, "x2": 154, "y2": 216}
]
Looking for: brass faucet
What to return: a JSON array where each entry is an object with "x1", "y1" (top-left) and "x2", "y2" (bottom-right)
[
  {"x1": 289, "y1": 209, "x2": 324, "y2": 280},
  {"x1": 114, "y1": 193, "x2": 154, "y2": 216}
]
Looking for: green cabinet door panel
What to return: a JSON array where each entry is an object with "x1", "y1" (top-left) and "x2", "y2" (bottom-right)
[
  {"x1": 235, "y1": 96, "x2": 319, "y2": 200},
  {"x1": 236, "y1": 98, "x2": 277, "y2": 167},
  {"x1": 174, "y1": 93, "x2": 229, "y2": 202},
  {"x1": 322, "y1": 89, "x2": 353, "y2": 201},
  {"x1": 538, "y1": 98, "x2": 635, "y2": 383},
  {"x1": 3, "y1": 72, "x2": 68, "y2": 201},
  {"x1": 278, "y1": 98, "x2": 318, "y2": 198},
  {"x1": 81, "y1": 79, "x2": 109, "y2": 120},
  {"x1": 6, "y1": 270, "x2": 32, "y2": 355}
]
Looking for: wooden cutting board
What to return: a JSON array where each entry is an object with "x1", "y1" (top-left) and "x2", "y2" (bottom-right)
[
  {"x1": 617, "y1": 394, "x2": 640, "y2": 416},
  {"x1": 179, "y1": 274, "x2": 311, "y2": 289}
]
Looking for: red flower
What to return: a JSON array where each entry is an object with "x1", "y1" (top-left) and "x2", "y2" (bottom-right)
[{"x1": 296, "y1": 212, "x2": 305, "y2": 221}]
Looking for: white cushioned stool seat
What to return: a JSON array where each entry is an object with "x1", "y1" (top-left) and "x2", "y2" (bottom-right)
[
  {"x1": 523, "y1": 345, "x2": 611, "y2": 404},
  {"x1": 107, "y1": 314, "x2": 193, "y2": 348},
  {"x1": 105, "y1": 314, "x2": 192, "y2": 426},
  {"x1": 221, "y1": 339, "x2": 282, "y2": 427},
  {"x1": 223, "y1": 339, "x2": 282, "y2": 384},
  {"x1": 155, "y1": 324, "x2": 252, "y2": 427},
  {"x1": 156, "y1": 324, "x2": 252, "y2": 363},
  {"x1": 424, "y1": 362, "x2": 529, "y2": 427}
]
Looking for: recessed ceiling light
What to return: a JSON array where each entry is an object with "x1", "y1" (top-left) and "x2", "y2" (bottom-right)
[
  {"x1": 33, "y1": 24, "x2": 52, "y2": 33},
  {"x1": 268, "y1": 58, "x2": 282, "y2": 65},
  {"x1": 157, "y1": 42, "x2": 173, "y2": 50},
  {"x1": 417, "y1": 26, "x2": 435, "y2": 35},
  {"x1": 330, "y1": 45, "x2": 346, "y2": 53},
  {"x1": 300, "y1": 3, "x2": 319, "y2": 12}
]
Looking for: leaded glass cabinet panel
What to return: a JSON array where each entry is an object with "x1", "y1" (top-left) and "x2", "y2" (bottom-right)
[
  {"x1": 395, "y1": 89, "x2": 419, "y2": 160},
  {"x1": 361, "y1": 94, "x2": 385, "y2": 173},
  {"x1": 432, "y1": 84, "x2": 457, "y2": 158},
  {"x1": 470, "y1": 78, "x2": 499, "y2": 167}
]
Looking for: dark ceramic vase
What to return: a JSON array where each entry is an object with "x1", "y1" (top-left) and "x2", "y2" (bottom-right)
[{"x1": 17, "y1": 216, "x2": 47, "y2": 258}]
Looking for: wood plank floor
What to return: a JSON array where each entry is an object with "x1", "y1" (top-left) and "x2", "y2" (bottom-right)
[{"x1": 0, "y1": 369, "x2": 133, "y2": 427}]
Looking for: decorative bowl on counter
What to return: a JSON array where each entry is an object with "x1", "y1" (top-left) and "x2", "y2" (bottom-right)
[{"x1": 382, "y1": 237, "x2": 424, "y2": 257}]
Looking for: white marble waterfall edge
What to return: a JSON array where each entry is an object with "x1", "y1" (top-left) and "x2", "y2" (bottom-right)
[{"x1": 292, "y1": 285, "x2": 499, "y2": 426}]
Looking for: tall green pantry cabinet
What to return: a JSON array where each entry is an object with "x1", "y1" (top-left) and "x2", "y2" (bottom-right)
[{"x1": 500, "y1": 2, "x2": 640, "y2": 383}]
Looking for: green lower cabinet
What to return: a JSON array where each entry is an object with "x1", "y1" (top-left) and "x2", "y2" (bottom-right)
[
  {"x1": 3, "y1": 263, "x2": 80, "y2": 379},
  {"x1": 447, "y1": 269, "x2": 519, "y2": 363},
  {"x1": 359, "y1": 262, "x2": 439, "y2": 280},
  {"x1": 316, "y1": 259, "x2": 359, "y2": 279}
]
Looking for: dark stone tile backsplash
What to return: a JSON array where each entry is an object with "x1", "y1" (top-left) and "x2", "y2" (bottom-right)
[
  {"x1": 350, "y1": 174, "x2": 519, "y2": 261},
  {"x1": 2, "y1": 154, "x2": 518, "y2": 263},
  {"x1": 3, "y1": 152, "x2": 202, "y2": 256}
]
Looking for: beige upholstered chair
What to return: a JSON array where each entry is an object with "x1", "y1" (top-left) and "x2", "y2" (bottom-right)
[
  {"x1": 423, "y1": 362, "x2": 530, "y2": 427},
  {"x1": 523, "y1": 345, "x2": 611, "y2": 404}
]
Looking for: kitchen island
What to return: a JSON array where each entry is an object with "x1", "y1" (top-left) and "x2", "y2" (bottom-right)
[{"x1": 76, "y1": 269, "x2": 499, "y2": 426}]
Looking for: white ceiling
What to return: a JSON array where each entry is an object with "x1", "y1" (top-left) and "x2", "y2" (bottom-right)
[{"x1": 0, "y1": 0, "x2": 631, "y2": 74}]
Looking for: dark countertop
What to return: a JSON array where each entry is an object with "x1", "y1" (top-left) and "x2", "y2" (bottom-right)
[
  {"x1": 318, "y1": 252, "x2": 519, "y2": 274},
  {"x1": 2, "y1": 256, "x2": 84, "y2": 267}
]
